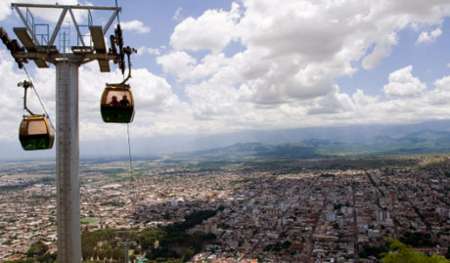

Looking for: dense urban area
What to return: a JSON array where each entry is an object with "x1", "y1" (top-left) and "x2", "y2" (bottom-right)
[{"x1": 0, "y1": 155, "x2": 449, "y2": 262}]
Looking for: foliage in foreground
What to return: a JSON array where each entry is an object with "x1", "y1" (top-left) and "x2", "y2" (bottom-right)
[
  {"x1": 82, "y1": 210, "x2": 217, "y2": 262},
  {"x1": 382, "y1": 240, "x2": 449, "y2": 263},
  {"x1": 82, "y1": 209, "x2": 218, "y2": 262},
  {"x1": 4, "y1": 240, "x2": 56, "y2": 263},
  {"x1": 6, "y1": 209, "x2": 218, "y2": 263}
]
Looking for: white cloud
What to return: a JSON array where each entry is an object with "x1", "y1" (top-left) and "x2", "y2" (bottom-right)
[
  {"x1": 163, "y1": 0, "x2": 450, "y2": 115},
  {"x1": 137, "y1": 47, "x2": 161, "y2": 56},
  {"x1": 157, "y1": 51, "x2": 197, "y2": 81},
  {"x1": 121, "y1": 20, "x2": 151, "y2": 34},
  {"x1": 150, "y1": 0, "x2": 450, "y2": 132},
  {"x1": 170, "y1": 2, "x2": 240, "y2": 52},
  {"x1": 157, "y1": 51, "x2": 231, "y2": 83},
  {"x1": 0, "y1": 1, "x2": 12, "y2": 21},
  {"x1": 384, "y1": 65, "x2": 426, "y2": 97},
  {"x1": 308, "y1": 86, "x2": 355, "y2": 115},
  {"x1": 434, "y1": 75, "x2": 450, "y2": 91},
  {"x1": 362, "y1": 33, "x2": 398, "y2": 70},
  {"x1": 173, "y1": 7, "x2": 183, "y2": 21},
  {"x1": 416, "y1": 28, "x2": 443, "y2": 44}
]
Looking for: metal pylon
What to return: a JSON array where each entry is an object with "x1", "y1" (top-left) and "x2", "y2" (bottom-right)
[{"x1": 1, "y1": 3, "x2": 125, "y2": 262}]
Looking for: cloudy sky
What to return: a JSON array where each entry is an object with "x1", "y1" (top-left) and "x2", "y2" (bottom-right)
[{"x1": 2, "y1": 0, "x2": 450, "y2": 157}]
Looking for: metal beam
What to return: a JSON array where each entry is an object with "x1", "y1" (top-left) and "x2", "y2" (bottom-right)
[
  {"x1": 90, "y1": 26, "x2": 110, "y2": 72},
  {"x1": 11, "y1": 2, "x2": 121, "y2": 55},
  {"x1": 14, "y1": 27, "x2": 48, "y2": 68},
  {"x1": 13, "y1": 27, "x2": 35, "y2": 49},
  {"x1": 12, "y1": 5, "x2": 40, "y2": 45},
  {"x1": 11, "y1": 3, "x2": 120, "y2": 11},
  {"x1": 90, "y1": 26, "x2": 106, "y2": 52},
  {"x1": 48, "y1": 8, "x2": 68, "y2": 47},
  {"x1": 13, "y1": 51, "x2": 117, "y2": 61},
  {"x1": 103, "y1": 10, "x2": 119, "y2": 35},
  {"x1": 68, "y1": 9, "x2": 86, "y2": 47}
]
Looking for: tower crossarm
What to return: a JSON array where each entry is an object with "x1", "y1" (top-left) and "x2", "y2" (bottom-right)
[
  {"x1": 3, "y1": 3, "x2": 124, "y2": 72},
  {"x1": 12, "y1": 50, "x2": 120, "y2": 65},
  {"x1": 11, "y1": 3, "x2": 121, "y2": 11}
]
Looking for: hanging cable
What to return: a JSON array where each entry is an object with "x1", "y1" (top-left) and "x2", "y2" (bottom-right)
[
  {"x1": 113, "y1": 3, "x2": 138, "y2": 256},
  {"x1": 126, "y1": 123, "x2": 133, "y2": 179},
  {"x1": 115, "y1": 0, "x2": 121, "y2": 24},
  {"x1": 22, "y1": 66, "x2": 47, "y2": 115},
  {"x1": 113, "y1": 0, "x2": 135, "y2": 192},
  {"x1": 126, "y1": 122, "x2": 138, "y2": 213},
  {"x1": 115, "y1": 0, "x2": 125, "y2": 81},
  {"x1": 112, "y1": 0, "x2": 135, "y2": 189},
  {"x1": 22, "y1": 65, "x2": 55, "y2": 129}
]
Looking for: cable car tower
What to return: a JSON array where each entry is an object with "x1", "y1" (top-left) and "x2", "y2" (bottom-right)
[{"x1": 0, "y1": 2, "x2": 135, "y2": 262}]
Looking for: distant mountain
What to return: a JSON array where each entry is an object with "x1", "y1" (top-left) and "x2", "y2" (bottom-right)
[
  {"x1": 371, "y1": 130, "x2": 450, "y2": 154},
  {"x1": 169, "y1": 129, "x2": 450, "y2": 161},
  {"x1": 3, "y1": 119, "x2": 450, "y2": 160},
  {"x1": 129, "y1": 120, "x2": 450, "y2": 156},
  {"x1": 172, "y1": 142, "x2": 320, "y2": 161},
  {"x1": 316, "y1": 130, "x2": 450, "y2": 155}
]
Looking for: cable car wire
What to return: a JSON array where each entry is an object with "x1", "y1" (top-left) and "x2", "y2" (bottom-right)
[
  {"x1": 126, "y1": 122, "x2": 136, "y2": 213},
  {"x1": 113, "y1": 0, "x2": 135, "y2": 190},
  {"x1": 126, "y1": 123, "x2": 133, "y2": 179},
  {"x1": 115, "y1": 0, "x2": 121, "y2": 24},
  {"x1": 113, "y1": 1, "x2": 138, "y2": 257},
  {"x1": 115, "y1": 0, "x2": 137, "y2": 256},
  {"x1": 114, "y1": 0, "x2": 135, "y2": 200},
  {"x1": 22, "y1": 65, "x2": 55, "y2": 129}
]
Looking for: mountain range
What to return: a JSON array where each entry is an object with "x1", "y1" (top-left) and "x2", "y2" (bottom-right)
[
  {"x1": 170, "y1": 128, "x2": 450, "y2": 161},
  {"x1": 3, "y1": 120, "x2": 450, "y2": 160}
]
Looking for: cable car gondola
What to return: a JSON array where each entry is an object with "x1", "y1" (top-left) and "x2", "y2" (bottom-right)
[
  {"x1": 101, "y1": 25, "x2": 136, "y2": 124},
  {"x1": 18, "y1": 80, "x2": 54, "y2": 151},
  {"x1": 19, "y1": 114, "x2": 54, "y2": 151},
  {"x1": 100, "y1": 83, "x2": 134, "y2": 123}
]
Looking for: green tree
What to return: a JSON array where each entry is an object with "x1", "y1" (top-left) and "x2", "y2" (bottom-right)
[
  {"x1": 26, "y1": 240, "x2": 49, "y2": 257},
  {"x1": 382, "y1": 240, "x2": 449, "y2": 263}
]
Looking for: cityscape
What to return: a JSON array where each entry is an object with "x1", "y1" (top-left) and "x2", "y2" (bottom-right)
[
  {"x1": 0, "y1": 154, "x2": 449, "y2": 262},
  {"x1": 2, "y1": 0, "x2": 450, "y2": 262}
]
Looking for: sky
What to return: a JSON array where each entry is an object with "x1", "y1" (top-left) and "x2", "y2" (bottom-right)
[{"x1": 2, "y1": 0, "x2": 450, "y2": 158}]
